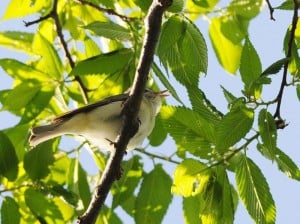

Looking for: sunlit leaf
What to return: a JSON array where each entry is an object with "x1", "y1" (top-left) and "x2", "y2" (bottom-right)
[
  {"x1": 172, "y1": 159, "x2": 209, "y2": 197},
  {"x1": 84, "y1": 21, "x2": 132, "y2": 40},
  {"x1": 3, "y1": 0, "x2": 52, "y2": 19},
  {"x1": 161, "y1": 106, "x2": 216, "y2": 158},
  {"x1": 0, "y1": 131, "x2": 18, "y2": 181},
  {"x1": 70, "y1": 48, "x2": 133, "y2": 76},
  {"x1": 236, "y1": 156, "x2": 276, "y2": 224},
  {"x1": 228, "y1": 0, "x2": 264, "y2": 19},
  {"x1": 0, "y1": 31, "x2": 34, "y2": 53},
  {"x1": 216, "y1": 107, "x2": 254, "y2": 151},
  {"x1": 96, "y1": 205, "x2": 122, "y2": 223},
  {"x1": 0, "y1": 59, "x2": 48, "y2": 82},
  {"x1": 1, "y1": 197, "x2": 21, "y2": 224},
  {"x1": 32, "y1": 32, "x2": 63, "y2": 79},
  {"x1": 24, "y1": 188, "x2": 64, "y2": 222},
  {"x1": 209, "y1": 17, "x2": 242, "y2": 74},
  {"x1": 201, "y1": 166, "x2": 234, "y2": 224},
  {"x1": 135, "y1": 165, "x2": 172, "y2": 224}
]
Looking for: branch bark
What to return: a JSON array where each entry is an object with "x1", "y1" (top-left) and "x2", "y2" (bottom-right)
[
  {"x1": 77, "y1": 0, "x2": 172, "y2": 223},
  {"x1": 273, "y1": 0, "x2": 298, "y2": 123}
]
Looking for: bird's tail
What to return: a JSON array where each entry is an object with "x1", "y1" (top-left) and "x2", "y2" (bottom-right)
[{"x1": 29, "y1": 123, "x2": 62, "y2": 147}]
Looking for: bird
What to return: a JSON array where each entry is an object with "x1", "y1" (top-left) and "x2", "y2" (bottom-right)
[{"x1": 29, "y1": 89, "x2": 168, "y2": 151}]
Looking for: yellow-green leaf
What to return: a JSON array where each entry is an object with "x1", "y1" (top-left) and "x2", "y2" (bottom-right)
[{"x1": 209, "y1": 17, "x2": 242, "y2": 74}]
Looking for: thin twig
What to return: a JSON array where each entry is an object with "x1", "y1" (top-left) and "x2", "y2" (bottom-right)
[
  {"x1": 77, "y1": 1, "x2": 172, "y2": 223},
  {"x1": 74, "y1": 0, "x2": 135, "y2": 22},
  {"x1": 135, "y1": 148, "x2": 180, "y2": 164},
  {"x1": 273, "y1": 0, "x2": 299, "y2": 120},
  {"x1": 265, "y1": 0, "x2": 276, "y2": 21},
  {"x1": 23, "y1": 14, "x2": 51, "y2": 26},
  {"x1": 198, "y1": 133, "x2": 260, "y2": 174},
  {"x1": 24, "y1": 0, "x2": 89, "y2": 104}
]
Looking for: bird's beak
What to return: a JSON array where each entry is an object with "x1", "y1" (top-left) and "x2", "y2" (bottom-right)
[{"x1": 155, "y1": 90, "x2": 169, "y2": 97}]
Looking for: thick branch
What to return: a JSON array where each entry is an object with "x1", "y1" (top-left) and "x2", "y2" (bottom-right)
[
  {"x1": 77, "y1": 1, "x2": 172, "y2": 223},
  {"x1": 273, "y1": 0, "x2": 298, "y2": 120}
]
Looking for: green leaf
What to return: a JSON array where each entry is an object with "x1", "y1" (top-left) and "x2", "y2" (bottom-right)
[
  {"x1": 152, "y1": 62, "x2": 182, "y2": 104},
  {"x1": 68, "y1": 159, "x2": 91, "y2": 209},
  {"x1": 183, "y1": 195, "x2": 202, "y2": 224},
  {"x1": 228, "y1": 0, "x2": 264, "y2": 19},
  {"x1": 160, "y1": 106, "x2": 216, "y2": 158},
  {"x1": 20, "y1": 84, "x2": 55, "y2": 123},
  {"x1": 112, "y1": 156, "x2": 143, "y2": 211},
  {"x1": 70, "y1": 48, "x2": 133, "y2": 76},
  {"x1": 297, "y1": 84, "x2": 300, "y2": 101},
  {"x1": 0, "y1": 131, "x2": 18, "y2": 181},
  {"x1": 3, "y1": 0, "x2": 52, "y2": 19},
  {"x1": 24, "y1": 188, "x2": 64, "y2": 222},
  {"x1": 135, "y1": 165, "x2": 172, "y2": 224},
  {"x1": 3, "y1": 82, "x2": 41, "y2": 114},
  {"x1": 236, "y1": 156, "x2": 276, "y2": 224},
  {"x1": 4, "y1": 124, "x2": 30, "y2": 161},
  {"x1": 257, "y1": 145, "x2": 300, "y2": 180},
  {"x1": 0, "y1": 59, "x2": 49, "y2": 82},
  {"x1": 275, "y1": 0, "x2": 294, "y2": 10},
  {"x1": 32, "y1": 32, "x2": 63, "y2": 79},
  {"x1": 201, "y1": 167, "x2": 234, "y2": 224},
  {"x1": 172, "y1": 159, "x2": 209, "y2": 197},
  {"x1": 220, "y1": 15, "x2": 247, "y2": 44},
  {"x1": 258, "y1": 109, "x2": 277, "y2": 160},
  {"x1": 167, "y1": 0, "x2": 184, "y2": 12},
  {"x1": 96, "y1": 205, "x2": 122, "y2": 224},
  {"x1": 240, "y1": 37, "x2": 262, "y2": 86},
  {"x1": 1, "y1": 197, "x2": 21, "y2": 224},
  {"x1": 23, "y1": 140, "x2": 55, "y2": 180},
  {"x1": 209, "y1": 17, "x2": 242, "y2": 74},
  {"x1": 221, "y1": 85, "x2": 238, "y2": 105},
  {"x1": 157, "y1": 15, "x2": 207, "y2": 86},
  {"x1": 261, "y1": 58, "x2": 290, "y2": 76},
  {"x1": 216, "y1": 107, "x2": 254, "y2": 151},
  {"x1": 84, "y1": 21, "x2": 132, "y2": 40},
  {"x1": 0, "y1": 31, "x2": 34, "y2": 53},
  {"x1": 148, "y1": 114, "x2": 168, "y2": 146},
  {"x1": 187, "y1": 86, "x2": 223, "y2": 124},
  {"x1": 274, "y1": 148, "x2": 300, "y2": 180}
]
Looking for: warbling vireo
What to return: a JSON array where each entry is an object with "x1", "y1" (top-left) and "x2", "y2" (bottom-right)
[{"x1": 29, "y1": 89, "x2": 167, "y2": 150}]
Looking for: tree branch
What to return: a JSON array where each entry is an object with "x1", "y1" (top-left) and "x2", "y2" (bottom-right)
[
  {"x1": 24, "y1": 0, "x2": 89, "y2": 104},
  {"x1": 74, "y1": 0, "x2": 135, "y2": 22},
  {"x1": 135, "y1": 148, "x2": 180, "y2": 164},
  {"x1": 273, "y1": 0, "x2": 298, "y2": 122},
  {"x1": 77, "y1": 1, "x2": 172, "y2": 223},
  {"x1": 265, "y1": 0, "x2": 275, "y2": 21}
]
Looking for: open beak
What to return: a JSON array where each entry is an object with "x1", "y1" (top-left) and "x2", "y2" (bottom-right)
[{"x1": 155, "y1": 90, "x2": 169, "y2": 97}]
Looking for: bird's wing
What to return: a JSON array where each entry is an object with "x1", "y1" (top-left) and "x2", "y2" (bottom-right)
[{"x1": 53, "y1": 93, "x2": 128, "y2": 124}]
